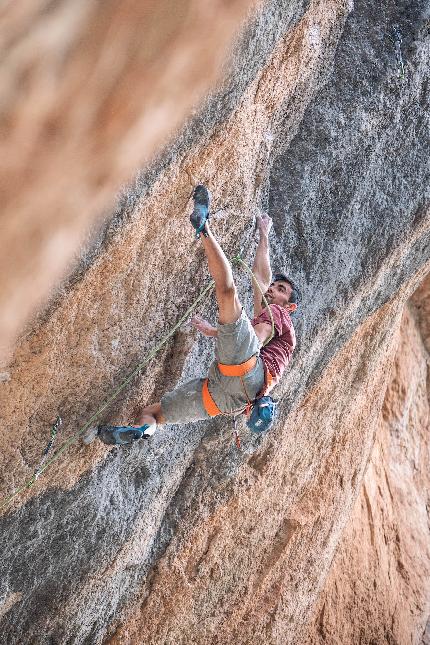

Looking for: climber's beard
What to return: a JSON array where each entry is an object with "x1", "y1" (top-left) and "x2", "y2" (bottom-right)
[{"x1": 263, "y1": 292, "x2": 273, "y2": 305}]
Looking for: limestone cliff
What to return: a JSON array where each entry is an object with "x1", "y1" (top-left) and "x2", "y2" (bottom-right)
[
  {"x1": 0, "y1": 0, "x2": 429, "y2": 643},
  {"x1": 303, "y1": 285, "x2": 430, "y2": 644}
]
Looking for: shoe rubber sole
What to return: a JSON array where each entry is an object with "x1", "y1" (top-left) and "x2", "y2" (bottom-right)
[
  {"x1": 82, "y1": 426, "x2": 98, "y2": 445},
  {"x1": 190, "y1": 185, "x2": 210, "y2": 237}
]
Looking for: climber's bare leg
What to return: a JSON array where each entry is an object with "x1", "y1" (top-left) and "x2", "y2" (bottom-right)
[
  {"x1": 133, "y1": 402, "x2": 165, "y2": 427},
  {"x1": 201, "y1": 223, "x2": 242, "y2": 324}
]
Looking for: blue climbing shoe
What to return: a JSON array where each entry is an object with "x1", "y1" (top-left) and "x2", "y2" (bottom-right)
[
  {"x1": 88, "y1": 424, "x2": 154, "y2": 446},
  {"x1": 190, "y1": 185, "x2": 210, "y2": 238}
]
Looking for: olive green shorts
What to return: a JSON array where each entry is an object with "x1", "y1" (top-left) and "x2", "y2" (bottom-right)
[{"x1": 161, "y1": 310, "x2": 265, "y2": 424}]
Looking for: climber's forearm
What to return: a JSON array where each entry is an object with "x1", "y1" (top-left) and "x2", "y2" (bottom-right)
[{"x1": 252, "y1": 234, "x2": 272, "y2": 285}]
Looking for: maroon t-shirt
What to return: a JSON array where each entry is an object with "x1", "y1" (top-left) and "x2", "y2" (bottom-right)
[{"x1": 251, "y1": 304, "x2": 296, "y2": 380}]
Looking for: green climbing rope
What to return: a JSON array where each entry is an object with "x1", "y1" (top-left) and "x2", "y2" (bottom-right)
[
  {"x1": 0, "y1": 257, "x2": 273, "y2": 511},
  {"x1": 0, "y1": 281, "x2": 215, "y2": 511}
]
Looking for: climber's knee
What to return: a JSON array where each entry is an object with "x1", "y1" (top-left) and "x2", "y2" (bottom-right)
[
  {"x1": 134, "y1": 402, "x2": 165, "y2": 426},
  {"x1": 160, "y1": 378, "x2": 210, "y2": 424}
]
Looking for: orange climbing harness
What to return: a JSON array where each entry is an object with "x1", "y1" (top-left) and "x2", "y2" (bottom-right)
[{"x1": 201, "y1": 356, "x2": 277, "y2": 419}]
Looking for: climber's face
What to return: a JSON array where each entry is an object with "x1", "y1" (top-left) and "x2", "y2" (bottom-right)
[{"x1": 264, "y1": 280, "x2": 297, "y2": 313}]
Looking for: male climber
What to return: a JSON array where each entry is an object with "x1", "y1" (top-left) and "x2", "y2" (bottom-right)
[{"x1": 84, "y1": 186, "x2": 299, "y2": 445}]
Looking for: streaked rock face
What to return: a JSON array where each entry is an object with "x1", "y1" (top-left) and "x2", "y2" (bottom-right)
[
  {"x1": 0, "y1": 0, "x2": 253, "y2": 360},
  {"x1": 303, "y1": 300, "x2": 430, "y2": 645},
  {"x1": 0, "y1": 0, "x2": 429, "y2": 643}
]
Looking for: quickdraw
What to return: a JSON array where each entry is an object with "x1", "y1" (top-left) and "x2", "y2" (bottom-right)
[
  {"x1": 233, "y1": 416, "x2": 241, "y2": 450},
  {"x1": 31, "y1": 416, "x2": 62, "y2": 485},
  {"x1": 390, "y1": 25, "x2": 405, "y2": 78}
]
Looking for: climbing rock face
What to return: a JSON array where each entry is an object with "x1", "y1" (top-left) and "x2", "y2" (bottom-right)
[
  {"x1": 411, "y1": 273, "x2": 430, "y2": 354},
  {"x1": 0, "y1": 0, "x2": 429, "y2": 643},
  {"x1": 303, "y1": 302, "x2": 430, "y2": 645},
  {"x1": 0, "y1": 0, "x2": 253, "y2": 361}
]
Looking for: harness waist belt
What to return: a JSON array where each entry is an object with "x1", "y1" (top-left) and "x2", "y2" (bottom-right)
[{"x1": 217, "y1": 355, "x2": 257, "y2": 377}]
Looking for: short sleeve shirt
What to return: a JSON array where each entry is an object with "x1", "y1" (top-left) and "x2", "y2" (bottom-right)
[{"x1": 251, "y1": 304, "x2": 296, "y2": 380}]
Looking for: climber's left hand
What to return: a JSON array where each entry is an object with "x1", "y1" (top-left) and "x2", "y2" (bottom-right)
[{"x1": 191, "y1": 315, "x2": 218, "y2": 337}]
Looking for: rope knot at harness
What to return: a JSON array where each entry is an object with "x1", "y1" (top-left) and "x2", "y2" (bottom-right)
[{"x1": 33, "y1": 416, "x2": 63, "y2": 481}]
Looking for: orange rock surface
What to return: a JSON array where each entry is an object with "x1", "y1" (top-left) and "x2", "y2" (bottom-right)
[{"x1": 304, "y1": 295, "x2": 430, "y2": 645}]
